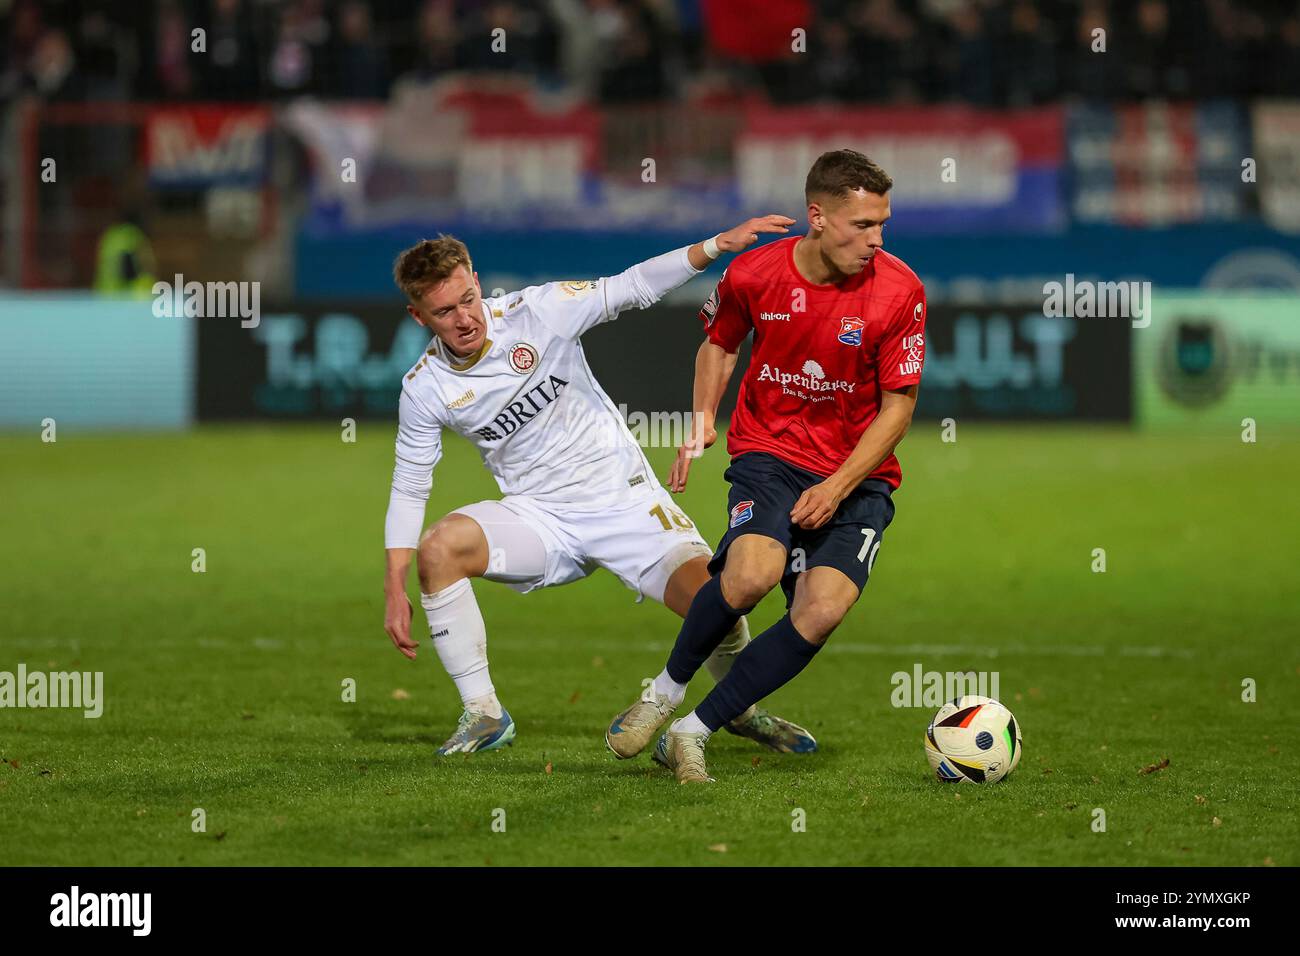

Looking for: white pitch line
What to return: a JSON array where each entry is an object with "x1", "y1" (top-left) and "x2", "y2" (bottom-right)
[
  {"x1": 3, "y1": 636, "x2": 1197, "y2": 659},
  {"x1": 479, "y1": 637, "x2": 1197, "y2": 660}
]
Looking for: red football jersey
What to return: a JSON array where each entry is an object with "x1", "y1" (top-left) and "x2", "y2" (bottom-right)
[{"x1": 701, "y1": 237, "x2": 926, "y2": 488}]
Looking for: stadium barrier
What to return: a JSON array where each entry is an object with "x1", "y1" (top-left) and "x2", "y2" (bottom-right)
[
  {"x1": 0, "y1": 295, "x2": 195, "y2": 430},
  {"x1": 1136, "y1": 294, "x2": 1300, "y2": 430},
  {"x1": 293, "y1": 225, "x2": 1300, "y2": 303},
  {"x1": 9, "y1": 294, "x2": 1292, "y2": 433},
  {"x1": 192, "y1": 301, "x2": 1131, "y2": 424}
]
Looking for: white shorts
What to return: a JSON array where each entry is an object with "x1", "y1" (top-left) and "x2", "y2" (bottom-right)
[{"x1": 452, "y1": 485, "x2": 712, "y2": 604}]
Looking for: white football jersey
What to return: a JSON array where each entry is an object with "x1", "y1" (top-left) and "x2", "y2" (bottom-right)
[{"x1": 393, "y1": 279, "x2": 656, "y2": 516}]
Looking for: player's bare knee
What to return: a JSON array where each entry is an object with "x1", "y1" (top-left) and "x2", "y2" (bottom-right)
[
  {"x1": 417, "y1": 516, "x2": 485, "y2": 590},
  {"x1": 790, "y1": 598, "x2": 850, "y2": 645},
  {"x1": 720, "y1": 563, "x2": 781, "y2": 610}
]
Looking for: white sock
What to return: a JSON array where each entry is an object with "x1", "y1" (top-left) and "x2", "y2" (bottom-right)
[
  {"x1": 672, "y1": 712, "x2": 710, "y2": 736},
  {"x1": 703, "y1": 617, "x2": 756, "y2": 723},
  {"x1": 652, "y1": 668, "x2": 688, "y2": 706},
  {"x1": 421, "y1": 579, "x2": 501, "y2": 719}
]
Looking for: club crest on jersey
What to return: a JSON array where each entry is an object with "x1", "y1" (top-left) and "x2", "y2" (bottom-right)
[
  {"x1": 730, "y1": 500, "x2": 754, "y2": 528},
  {"x1": 838, "y1": 317, "x2": 865, "y2": 346},
  {"x1": 508, "y1": 343, "x2": 538, "y2": 374}
]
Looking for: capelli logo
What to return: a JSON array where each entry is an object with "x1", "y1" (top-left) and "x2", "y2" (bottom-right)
[
  {"x1": 50, "y1": 886, "x2": 151, "y2": 936},
  {"x1": 446, "y1": 388, "x2": 476, "y2": 410}
]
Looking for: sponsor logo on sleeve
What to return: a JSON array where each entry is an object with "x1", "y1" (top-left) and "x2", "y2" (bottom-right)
[
  {"x1": 559, "y1": 280, "x2": 598, "y2": 297},
  {"x1": 730, "y1": 500, "x2": 755, "y2": 528},
  {"x1": 898, "y1": 331, "x2": 925, "y2": 377},
  {"x1": 701, "y1": 279, "x2": 722, "y2": 326},
  {"x1": 914, "y1": 300, "x2": 924, "y2": 321}
]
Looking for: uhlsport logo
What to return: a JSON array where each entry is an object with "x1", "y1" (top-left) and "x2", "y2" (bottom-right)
[
  {"x1": 508, "y1": 343, "x2": 538, "y2": 374},
  {"x1": 760, "y1": 311, "x2": 792, "y2": 322},
  {"x1": 838, "y1": 317, "x2": 865, "y2": 346},
  {"x1": 730, "y1": 500, "x2": 754, "y2": 528}
]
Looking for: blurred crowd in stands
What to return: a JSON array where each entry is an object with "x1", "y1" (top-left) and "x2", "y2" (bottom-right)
[{"x1": 3, "y1": 0, "x2": 1299, "y2": 107}]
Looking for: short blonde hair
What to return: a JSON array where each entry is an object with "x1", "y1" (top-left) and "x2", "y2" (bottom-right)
[{"x1": 393, "y1": 235, "x2": 473, "y2": 302}]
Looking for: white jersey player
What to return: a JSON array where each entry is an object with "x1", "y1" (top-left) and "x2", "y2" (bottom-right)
[{"x1": 383, "y1": 218, "x2": 819, "y2": 756}]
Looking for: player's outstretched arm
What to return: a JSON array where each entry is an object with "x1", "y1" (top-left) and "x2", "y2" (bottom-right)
[
  {"x1": 601, "y1": 215, "x2": 795, "y2": 316},
  {"x1": 668, "y1": 340, "x2": 737, "y2": 493},
  {"x1": 684, "y1": 215, "x2": 797, "y2": 271}
]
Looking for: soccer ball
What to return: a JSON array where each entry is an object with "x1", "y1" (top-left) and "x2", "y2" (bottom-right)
[{"x1": 924, "y1": 695, "x2": 1022, "y2": 784}]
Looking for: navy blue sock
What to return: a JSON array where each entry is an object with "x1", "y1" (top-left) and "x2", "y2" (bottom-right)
[
  {"x1": 694, "y1": 614, "x2": 820, "y2": 731},
  {"x1": 665, "y1": 575, "x2": 752, "y2": 685}
]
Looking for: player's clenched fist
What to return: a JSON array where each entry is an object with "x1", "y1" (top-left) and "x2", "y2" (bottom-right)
[
  {"x1": 716, "y1": 215, "x2": 796, "y2": 253},
  {"x1": 384, "y1": 591, "x2": 419, "y2": 659}
]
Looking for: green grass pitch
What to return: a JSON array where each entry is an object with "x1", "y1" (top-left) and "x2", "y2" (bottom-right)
[{"x1": 1, "y1": 423, "x2": 1296, "y2": 866}]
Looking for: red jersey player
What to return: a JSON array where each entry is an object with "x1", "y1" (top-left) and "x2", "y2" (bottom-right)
[{"x1": 606, "y1": 150, "x2": 926, "y2": 782}]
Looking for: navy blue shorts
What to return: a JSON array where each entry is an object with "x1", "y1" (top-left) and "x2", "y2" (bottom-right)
[{"x1": 707, "y1": 452, "x2": 896, "y2": 607}]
